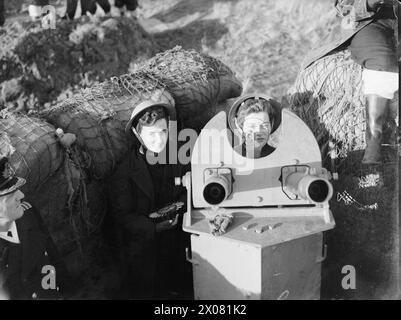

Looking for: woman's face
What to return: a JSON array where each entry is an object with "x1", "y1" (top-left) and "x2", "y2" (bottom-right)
[
  {"x1": 241, "y1": 112, "x2": 271, "y2": 149},
  {"x1": 0, "y1": 189, "x2": 25, "y2": 230},
  {"x1": 137, "y1": 118, "x2": 169, "y2": 153}
]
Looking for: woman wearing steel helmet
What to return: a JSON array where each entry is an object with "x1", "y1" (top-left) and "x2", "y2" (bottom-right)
[{"x1": 109, "y1": 100, "x2": 192, "y2": 299}]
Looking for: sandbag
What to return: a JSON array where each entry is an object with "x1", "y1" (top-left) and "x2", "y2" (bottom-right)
[
  {"x1": 26, "y1": 162, "x2": 108, "y2": 277},
  {"x1": 1, "y1": 121, "x2": 107, "y2": 276},
  {"x1": 0, "y1": 110, "x2": 65, "y2": 195},
  {"x1": 134, "y1": 46, "x2": 243, "y2": 131}
]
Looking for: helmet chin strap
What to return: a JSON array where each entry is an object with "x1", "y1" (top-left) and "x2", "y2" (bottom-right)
[{"x1": 131, "y1": 127, "x2": 148, "y2": 155}]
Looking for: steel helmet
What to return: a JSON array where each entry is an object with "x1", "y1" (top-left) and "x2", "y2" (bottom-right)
[{"x1": 125, "y1": 99, "x2": 177, "y2": 135}]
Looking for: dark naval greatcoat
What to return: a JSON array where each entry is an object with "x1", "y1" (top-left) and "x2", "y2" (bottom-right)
[{"x1": 0, "y1": 202, "x2": 71, "y2": 300}]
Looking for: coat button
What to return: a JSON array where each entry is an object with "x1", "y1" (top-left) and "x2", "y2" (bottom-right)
[{"x1": 32, "y1": 292, "x2": 37, "y2": 299}]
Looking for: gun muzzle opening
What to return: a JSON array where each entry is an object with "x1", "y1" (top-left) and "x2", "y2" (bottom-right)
[
  {"x1": 285, "y1": 172, "x2": 333, "y2": 203},
  {"x1": 308, "y1": 180, "x2": 331, "y2": 203},
  {"x1": 203, "y1": 170, "x2": 232, "y2": 206}
]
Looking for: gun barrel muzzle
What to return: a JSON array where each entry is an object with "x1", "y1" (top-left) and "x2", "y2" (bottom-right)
[
  {"x1": 285, "y1": 172, "x2": 333, "y2": 203},
  {"x1": 203, "y1": 174, "x2": 232, "y2": 205}
]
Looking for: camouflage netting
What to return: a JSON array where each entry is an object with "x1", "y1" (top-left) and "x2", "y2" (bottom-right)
[
  {"x1": 28, "y1": 165, "x2": 108, "y2": 277},
  {"x1": 0, "y1": 16, "x2": 157, "y2": 112},
  {"x1": 321, "y1": 155, "x2": 399, "y2": 299},
  {"x1": 132, "y1": 46, "x2": 243, "y2": 131},
  {"x1": 288, "y1": 50, "x2": 398, "y2": 164},
  {"x1": 0, "y1": 110, "x2": 64, "y2": 195}
]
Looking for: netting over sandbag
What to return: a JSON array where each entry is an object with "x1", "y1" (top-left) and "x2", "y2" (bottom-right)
[
  {"x1": 133, "y1": 46, "x2": 243, "y2": 131},
  {"x1": 41, "y1": 48, "x2": 242, "y2": 178},
  {"x1": 0, "y1": 110, "x2": 65, "y2": 195},
  {"x1": 288, "y1": 50, "x2": 398, "y2": 163},
  {"x1": 41, "y1": 73, "x2": 174, "y2": 179},
  {"x1": 1, "y1": 110, "x2": 107, "y2": 274},
  {"x1": 29, "y1": 162, "x2": 107, "y2": 268}
]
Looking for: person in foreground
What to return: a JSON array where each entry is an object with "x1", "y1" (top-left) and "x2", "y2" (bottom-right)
[
  {"x1": 109, "y1": 100, "x2": 192, "y2": 299},
  {"x1": 0, "y1": 156, "x2": 71, "y2": 300}
]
